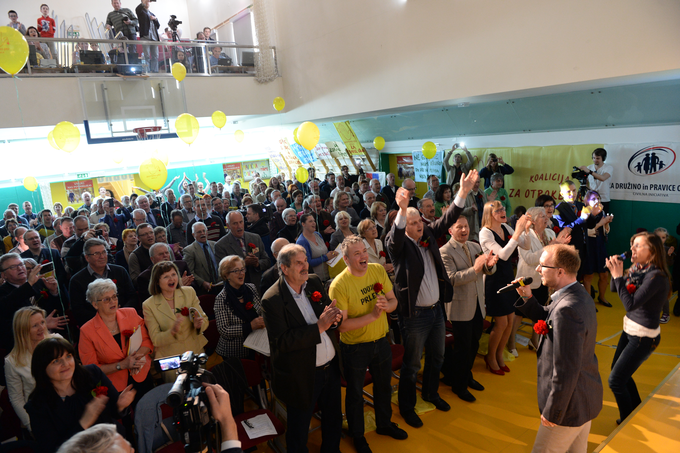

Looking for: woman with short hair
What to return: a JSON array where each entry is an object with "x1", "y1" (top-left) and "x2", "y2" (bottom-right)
[
  {"x1": 330, "y1": 191, "x2": 361, "y2": 226},
  {"x1": 115, "y1": 229, "x2": 137, "y2": 271},
  {"x1": 278, "y1": 208, "x2": 300, "y2": 243},
  {"x1": 329, "y1": 210, "x2": 357, "y2": 250},
  {"x1": 297, "y1": 214, "x2": 338, "y2": 282},
  {"x1": 358, "y1": 218, "x2": 393, "y2": 276}
]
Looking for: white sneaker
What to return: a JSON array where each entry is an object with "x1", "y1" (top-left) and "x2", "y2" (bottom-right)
[{"x1": 509, "y1": 348, "x2": 519, "y2": 357}]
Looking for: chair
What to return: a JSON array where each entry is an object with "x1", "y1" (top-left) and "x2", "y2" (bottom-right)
[
  {"x1": 204, "y1": 319, "x2": 219, "y2": 355},
  {"x1": 234, "y1": 408, "x2": 285, "y2": 452},
  {"x1": 198, "y1": 294, "x2": 216, "y2": 320},
  {"x1": 0, "y1": 388, "x2": 22, "y2": 443}
]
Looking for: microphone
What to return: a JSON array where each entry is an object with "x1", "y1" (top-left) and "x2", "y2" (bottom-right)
[
  {"x1": 615, "y1": 251, "x2": 631, "y2": 261},
  {"x1": 497, "y1": 277, "x2": 533, "y2": 294}
]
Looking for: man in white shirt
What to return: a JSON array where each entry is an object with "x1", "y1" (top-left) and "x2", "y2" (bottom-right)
[{"x1": 579, "y1": 147, "x2": 613, "y2": 213}]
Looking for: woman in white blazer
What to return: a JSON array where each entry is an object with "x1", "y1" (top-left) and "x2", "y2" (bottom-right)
[
  {"x1": 358, "y1": 219, "x2": 394, "y2": 277},
  {"x1": 513, "y1": 207, "x2": 572, "y2": 350}
]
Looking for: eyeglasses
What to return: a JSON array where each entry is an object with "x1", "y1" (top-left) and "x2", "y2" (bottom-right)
[
  {"x1": 493, "y1": 208, "x2": 506, "y2": 213},
  {"x1": 543, "y1": 204, "x2": 555, "y2": 209},
  {"x1": 228, "y1": 268, "x2": 246, "y2": 274},
  {"x1": 97, "y1": 294, "x2": 119, "y2": 304},
  {"x1": 87, "y1": 251, "x2": 107, "y2": 258},
  {"x1": 405, "y1": 187, "x2": 416, "y2": 192},
  {"x1": 537, "y1": 263, "x2": 559, "y2": 270},
  {"x1": 1, "y1": 263, "x2": 26, "y2": 271}
]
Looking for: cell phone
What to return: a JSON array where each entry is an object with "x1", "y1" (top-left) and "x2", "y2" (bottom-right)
[
  {"x1": 40, "y1": 262, "x2": 54, "y2": 274},
  {"x1": 155, "y1": 355, "x2": 181, "y2": 373}
]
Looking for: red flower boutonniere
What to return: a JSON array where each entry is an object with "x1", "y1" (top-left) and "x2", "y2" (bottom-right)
[
  {"x1": 373, "y1": 283, "x2": 384, "y2": 295},
  {"x1": 175, "y1": 307, "x2": 190, "y2": 317},
  {"x1": 311, "y1": 291, "x2": 322, "y2": 303},
  {"x1": 419, "y1": 238, "x2": 429, "y2": 248},
  {"x1": 379, "y1": 251, "x2": 386, "y2": 258},
  {"x1": 114, "y1": 218, "x2": 119, "y2": 223},
  {"x1": 112, "y1": 279, "x2": 117, "y2": 284},
  {"x1": 476, "y1": 193, "x2": 483, "y2": 200},
  {"x1": 35, "y1": 290, "x2": 49, "y2": 303},
  {"x1": 552, "y1": 226, "x2": 560, "y2": 234},
  {"x1": 91, "y1": 382, "x2": 108, "y2": 398},
  {"x1": 121, "y1": 329, "x2": 134, "y2": 338},
  {"x1": 211, "y1": 222, "x2": 217, "y2": 227},
  {"x1": 245, "y1": 301, "x2": 254, "y2": 310},
  {"x1": 42, "y1": 259, "x2": 50, "y2": 265},
  {"x1": 323, "y1": 220, "x2": 330, "y2": 226},
  {"x1": 325, "y1": 242, "x2": 331, "y2": 249},
  {"x1": 626, "y1": 284, "x2": 637, "y2": 294},
  {"x1": 500, "y1": 196, "x2": 506, "y2": 201},
  {"x1": 533, "y1": 320, "x2": 551, "y2": 336},
  {"x1": 248, "y1": 242, "x2": 259, "y2": 254}
]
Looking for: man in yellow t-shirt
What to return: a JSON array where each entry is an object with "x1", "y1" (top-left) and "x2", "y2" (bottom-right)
[{"x1": 329, "y1": 236, "x2": 407, "y2": 453}]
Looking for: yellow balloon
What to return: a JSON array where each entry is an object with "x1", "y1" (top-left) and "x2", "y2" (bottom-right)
[
  {"x1": 0, "y1": 26, "x2": 29, "y2": 76},
  {"x1": 293, "y1": 127, "x2": 301, "y2": 146},
  {"x1": 112, "y1": 152, "x2": 124, "y2": 164},
  {"x1": 23, "y1": 176, "x2": 38, "y2": 192},
  {"x1": 273, "y1": 97, "x2": 285, "y2": 111},
  {"x1": 139, "y1": 158, "x2": 168, "y2": 191},
  {"x1": 175, "y1": 113, "x2": 199, "y2": 145},
  {"x1": 53, "y1": 121, "x2": 81, "y2": 153},
  {"x1": 234, "y1": 130, "x2": 245, "y2": 143},
  {"x1": 422, "y1": 141, "x2": 437, "y2": 159},
  {"x1": 295, "y1": 167, "x2": 309, "y2": 183},
  {"x1": 297, "y1": 121, "x2": 320, "y2": 151},
  {"x1": 212, "y1": 110, "x2": 227, "y2": 129},
  {"x1": 47, "y1": 130, "x2": 59, "y2": 150},
  {"x1": 171, "y1": 62, "x2": 186, "y2": 82},
  {"x1": 373, "y1": 136, "x2": 385, "y2": 151}
]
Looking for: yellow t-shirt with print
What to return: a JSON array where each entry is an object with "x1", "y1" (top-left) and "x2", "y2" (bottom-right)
[{"x1": 329, "y1": 263, "x2": 393, "y2": 345}]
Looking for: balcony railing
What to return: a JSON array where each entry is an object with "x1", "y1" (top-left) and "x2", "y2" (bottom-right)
[{"x1": 5, "y1": 37, "x2": 278, "y2": 78}]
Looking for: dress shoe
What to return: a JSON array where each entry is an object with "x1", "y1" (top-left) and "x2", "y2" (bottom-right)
[
  {"x1": 456, "y1": 390, "x2": 476, "y2": 402},
  {"x1": 527, "y1": 338, "x2": 539, "y2": 351},
  {"x1": 353, "y1": 436, "x2": 372, "y2": 453},
  {"x1": 484, "y1": 356, "x2": 505, "y2": 375},
  {"x1": 616, "y1": 418, "x2": 622, "y2": 426},
  {"x1": 598, "y1": 297, "x2": 612, "y2": 307},
  {"x1": 468, "y1": 379, "x2": 485, "y2": 391},
  {"x1": 401, "y1": 411, "x2": 423, "y2": 428},
  {"x1": 424, "y1": 397, "x2": 450, "y2": 412},
  {"x1": 500, "y1": 364, "x2": 511, "y2": 373},
  {"x1": 376, "y1": 422, "x2": 408, "y2": 440}
]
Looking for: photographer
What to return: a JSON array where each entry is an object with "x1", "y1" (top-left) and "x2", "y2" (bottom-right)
[
  {"x1": 578, "y1": 148, "x2": 613, "y2": 213},
  {"x1": 479, "y1": 153, "x2": 514, "y2": 189},
  {"x1": 106, "y1": 0, "x2": 139, "y2": 47}
]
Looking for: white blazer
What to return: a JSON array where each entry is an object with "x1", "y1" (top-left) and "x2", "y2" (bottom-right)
[{"x1": 517, "y1": 228, "x2": 556, "y2": 289}]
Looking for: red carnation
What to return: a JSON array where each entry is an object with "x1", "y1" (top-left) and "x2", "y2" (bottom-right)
[
  {"x1": 245, "y1": 301, "x2": 254, "y2": 310},
  {"x1": 211, "y1": 222, "x2": 216, "y2": 227},
  {"x1": 626, "y1": 284, "x2": 637, "y2": 294},
  {"x1": 373, "y1": 283, "x2": 384, "y2": 294},
  {"x1": 175, "y1": 307, "x2": 190, "y2": 317},
  {"x1": 248, "y1": 243, "x2": 257, "y2": 249},
  {"x1": 121, "y1": 329, "x2": 134, "y2": 338},
  {"x1": 323, "y1": 220, "x2": 330, "y2": 226},
  {"x1": 112, "y1": 279, "x2": 117, "y2": 284},
  {"x1": 552, "y1": 226, "x2": 560, "y2": 234},
  {"x1": 476, "y1": 193, "x2": 483, "y2": 200},
  {"x1": 500, "y1": 196, "x2": 506, "y2": 201},
  {"x1": 93, "y1": 385, "x2": 108, "y2": 397},
  {"x1": 325, "y1": 242, "x2": 330, "y2": 249},
  {"x1": 311, "y1": 291, "x2": 322, "y2": 302},
  {"x1": 419, "y1": 238, "x2": 429, "y2": 248},
  {"x1": 379, "y1": 251, "x2": 386, "y2": 258},
  {"x1": 40, "y1": 290, "x2": 49, "y2": 298},
  {"x1": 114, "y1": 218, "x2": 119, "y2": 223},
  {"x1": 533, "y1": 320, "x2": 550, "y2": 335},
  {"x1": 42, "y1": 259, "x2": 50, "y2": 264}
]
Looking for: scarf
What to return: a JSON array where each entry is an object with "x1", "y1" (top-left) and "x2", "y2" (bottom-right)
[
  {"x1": 225, "y1": 282, "x2": 257, "y2": 323},
  {"x1": 625, "y1": 263, "x2": 654, "y2": 293}
]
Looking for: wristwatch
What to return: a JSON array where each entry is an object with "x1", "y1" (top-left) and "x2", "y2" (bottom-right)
[{"x1": 116, "y1": 363, "x2": 122, "y2": 370}]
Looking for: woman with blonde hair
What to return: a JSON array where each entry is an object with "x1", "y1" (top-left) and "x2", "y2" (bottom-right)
[
  {"x1": 479, "y1": 200, "x2": 530, "y2": 374},
  {"x1": 5, "y1": 307, "x2": 62, "y2": 434},
  {"x1": 370, "y1": 201, "x2": 387, "y2": 238},
  {"x1": 329, "y1": 210, "x2": 357, "y2": 249},
  {"x1": 358, "y1": 218, "x2": 393, "y2": 276},
  {"x1": 330, "y1": 191, "x2": 361, "y2": 226}
]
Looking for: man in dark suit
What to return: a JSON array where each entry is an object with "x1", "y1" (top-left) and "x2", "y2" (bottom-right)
[
  {"x1": 318, "y1": 172, "x2": 336, "y2": 202},
  {"x1": 69, "y1": 238, "x2": 138, "y2": 326},
  {"x1": 215, "y1": 212, "x2": 269, "y2": 290},
  {"x1": 440, "y1": 217, "x2": 497, "y2": 402},
  {"x1": 136, "y1": 194, "x2": 166, "y2": 227},
  {"x1": 515, "y1": 243, "x2": 602, "y2": 452},
  {"x1": 261, "y1": 244, "x2": 343, "y2": 452},
  {"x1": 389, "y1": 178, "x2": 420, "y2": 211},
  {"x1": 183, "y1": 222, "x2": 221, "y2": 295},
  {"x1": 386, "y1": 169, "x2": 478, "y2": 427},
  {"x1": 128, "y1": 223, "x2": 155, "y2": 283},
  {"x1": 553, "y1": 180, "x2": 600, "y2": 287},
  {"x1": 380, "y1": 173, "x2": 398, "y2": 208},
  {"x1": 101, "y1": 197, "x2": 131, "y2": 242},
  {"x1": 259, "y1": 238, "x2": 288, "y2": 295},
  {"x1": 136, "y1": 242, "x2": 195, "y2": 300}
]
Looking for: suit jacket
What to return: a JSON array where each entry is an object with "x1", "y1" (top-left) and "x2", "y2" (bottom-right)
[
  {"x1": 135, "y1": 3, "x2": 160, "y2": 39},
  {"x1": 261, "y1": 274, "x2": 341, "y2": 410},
  {"x1": 515, "y1": 283, "x2": 603, "y2": 426},
  {"x1": 259, "y1": 266, "x2": 279, "y2": 296},
  {"x1": 129, "y1": 245, "x2": 153, "y2": 283},
  {"x1": 78, "y1": 307, "x2": 154, "y2": 391},
  {"x1": 183, "y1": 240, "x2": 220, "y2": 290},
  {"x1": 268, "y1": 212, "x2": 286, "y2": 239},
  {"x1": 146, "y1": 208, "x2": 166, "y2": 228},
  {"x1": 142, "y1": 286, "x2": 208, "y2": 360},
  {"x1": 440, "y1": 239, "x2": 495, "y2": 321},
  {"x1": 137, "y1": 260, "x2": 194, "y2": 301},
  {"x1": 214, "y1": 233, "x2": 270, "y2": 290},
  {"x1": 69, "y1": 264, "x2": 138, "y2": 327},
  {"x1": 102, "y1": 209, "x2": 131, "y2": 241},
  {"x1": 554, "y1": 201, "x2": 596, "y2": 252},
  {"x1": 386, "y1": 202, "x2": 463, "y2": 317}
]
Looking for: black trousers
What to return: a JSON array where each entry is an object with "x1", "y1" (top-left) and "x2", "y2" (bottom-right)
[{"x1": 443, "y1": 303, "x2": 483, "y2": 394}]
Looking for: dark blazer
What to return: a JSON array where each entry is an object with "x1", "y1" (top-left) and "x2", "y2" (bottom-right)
[
  {"x1": 261, "y1": 274, "x2": 341, "y2": 410},
  {"x1": 101, "y1": 209, "x2": 131, "y2": 241},
  {"x1": 390, "y1": 196, "x2": 419, "y2": 212},
  {"x1": 515, "y1": 283, "x2": 603, "y2": 426},
  {"x1": 214, "y1": 233, "x2": 270, "y2": 290},
  {"x1": 554, "y1": 201, "x2": 596, "y2": 252},
  {"x1": 69, "y1": 264, "x2": 138, "y2": 327},
  {"x1": 268, "y1": 212, "x2": 286, "y2": 239},
  {"x1": 386, "y1": 203, "x2": 463, "y2": 317},
  {"x1": 114, "y1": 249, "x2": 129, "y2": 271},
  {"x1": 137, "y1": 260, "x2": 194, "y2": 301},
  {"x1": 136, "y1": 4, "x2": 160, "y2": 39},
  {"x1": 259, "y1": 265, "x2": 279, "y2": 296},
  {"x1": 147, "y1": 208, "x2": 166, "y2": 228}
]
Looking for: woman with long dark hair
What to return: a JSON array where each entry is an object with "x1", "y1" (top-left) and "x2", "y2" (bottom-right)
[
  {"x1": 605, "y1": 232, "x2": 671, "y2": 424},
  {"x1": 582, "y1": 190, "x2": 614, "y2": 307},
  {"x1": 25, "y1": 338, "x2": 135, "y2": 453}
]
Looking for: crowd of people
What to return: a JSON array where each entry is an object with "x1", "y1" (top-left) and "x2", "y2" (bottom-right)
[
  {"x1": 1, "y1": 145, "x2": 678, "y2": 453},
  {"x1": 10, "y1": 0, "x2": 234, "y2": 73}
]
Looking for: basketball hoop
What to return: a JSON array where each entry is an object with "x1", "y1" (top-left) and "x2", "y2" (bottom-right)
[{"x1": 133, "y1": 126, "x2": 162, "y2": 140}]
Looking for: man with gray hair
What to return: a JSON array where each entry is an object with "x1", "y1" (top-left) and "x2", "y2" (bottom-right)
[
  {"x1": 136, "y1": 194, "x2": 165, "y2": 227},
  {"x1": 180, "y1": 193, "x2": 195, "y2": 223},
  {"x1": 79, "y1": 191, "x2": 93, "y2": 212},
  {"x1": 390, "y1": 178, "x2": 419, "y2": 211},
  {"x1": 261, "y1": 244, "x2": 343, "y2": 453},
  {"x1": 128, "y1": 223, "x2": 155, "y2": 283},
  {"x1": 131, "y1": 208, "x2": 147, "y2": 227},
  {"x1": 69, "y1": 238, "x2": 137, "y2": 326},
  {"x1": 137, "y1": 242, "x2": 195, "y2": 300},
  {"x1": 423, "y1": 174, "x2": 440, "y2": 201},
  {"x1": 359, "y1": 190, "x2": 376, "y2": 219},
  {"x1": 259, "y1": 238, "x2": 289, "y2": 295},
  {"x1": 268, "y1": 198, "x2": 288, "y2": 239},
  {"x1": 329, "y1": 235, "x2": 407, "y2": 452},
  {"x1": 8, "y1": 226, "x2": 28, "y2": 254},
  {"x1": 183, "y1": 221, "x2": 221, "y2": 295}
]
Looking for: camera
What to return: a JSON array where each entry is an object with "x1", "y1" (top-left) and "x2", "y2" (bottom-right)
[
  {"x1": 157, "y1": 351, "x2": 217, "y2": 453},
  {"x1": 168, "y1": 15, "x2": 182, "y2": 31},
  {"x1": 571, "y1": 166, "x2": 589, "y2": 184},
  {"x1": 95, "y1": 230, "x2": 104, "y2": 237}
]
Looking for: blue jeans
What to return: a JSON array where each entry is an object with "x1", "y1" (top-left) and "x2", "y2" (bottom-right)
[
  {"x1": 340, "y1": 337, "x2": 393, "y2": 438},
  {"x1": 609, "y1": 331, "x2": 660, "y2": 420},
  {"x1": 398, "y1": 304, "x2": 446, "y2": 413}
]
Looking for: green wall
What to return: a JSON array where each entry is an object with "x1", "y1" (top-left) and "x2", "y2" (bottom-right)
[
  {"x1": 0, "y1": 186, "x2": 44, "y2": 214},
  {"x1": 607, "y1": 200, "x2": 680, "y2": 257}
]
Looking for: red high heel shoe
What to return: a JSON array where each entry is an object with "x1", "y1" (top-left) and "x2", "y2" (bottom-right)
[
  {"x1": 500, "y1": 364, "x2": 510, "y2": 373},
  {"x1": 484, "y1": 356, "x2": 505, "y2": 375}
]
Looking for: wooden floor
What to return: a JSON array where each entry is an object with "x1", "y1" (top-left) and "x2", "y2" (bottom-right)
[{"x1": 254, "y1": 282, "x2": 680, "y2": 453}]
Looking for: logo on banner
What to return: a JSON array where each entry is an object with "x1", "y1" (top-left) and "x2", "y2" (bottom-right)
[{"x1": 627, "y1": 146, "x2": 676, "y2": 176}]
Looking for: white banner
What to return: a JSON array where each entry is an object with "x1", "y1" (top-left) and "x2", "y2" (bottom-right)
[
  {"x1": 412, "y1": 150, "x2": 444, "y2": 183},
  {"x1": 606, "y1": 143, "x2": 680, "y2": 204}
]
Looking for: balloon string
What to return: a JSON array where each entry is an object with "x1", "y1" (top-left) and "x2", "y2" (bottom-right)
[{"x1": 13, "y1": 76, "x2": 26, "y2": 130}]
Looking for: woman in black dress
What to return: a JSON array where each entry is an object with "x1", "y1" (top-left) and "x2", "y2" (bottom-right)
[
  {"x1": 479, "y1": 201, "x2": 531, "y2": 374},
  {"x1": 25, "y1": 337, "x2": 136, "y2": 453}
]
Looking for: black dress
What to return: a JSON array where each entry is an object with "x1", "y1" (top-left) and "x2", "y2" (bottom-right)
[{"x1": 484, "y1": 225, "x2": 519, "y2": 317}]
